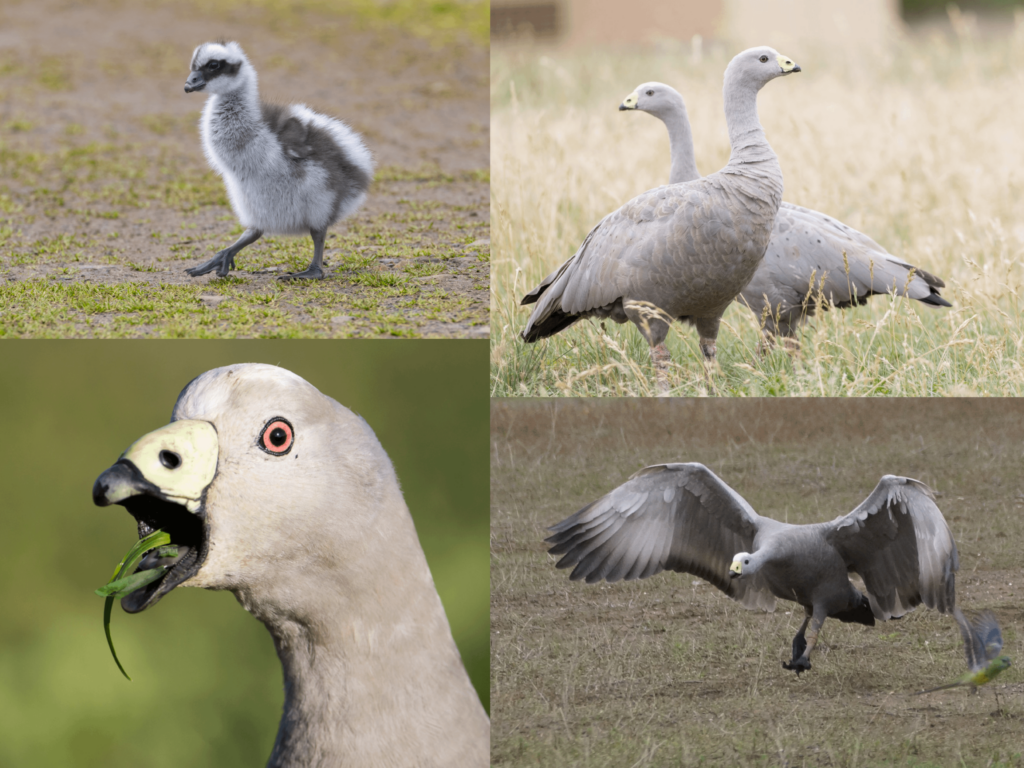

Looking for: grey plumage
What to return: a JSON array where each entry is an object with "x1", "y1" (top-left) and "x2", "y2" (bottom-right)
[
  {"x1": 619, "y1": 81, "x2": 951, "y2": 338},
  {"x1": 521, "y1": 47, "x2": 800, "y2": 373},
  {"x1": 547, "y1": 462, "x2": 959, "y2": 673},
  {"x1": 92, "y1": 364, "x2": 489, "y2": 767},
  {"x1": 183, "y1": 41, "x2": 373, "y2": 280}
]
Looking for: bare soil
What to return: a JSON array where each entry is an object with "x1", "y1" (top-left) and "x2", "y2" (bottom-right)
[{"x1": 0, "y1": 0, "x2": 489, "y2": 337}]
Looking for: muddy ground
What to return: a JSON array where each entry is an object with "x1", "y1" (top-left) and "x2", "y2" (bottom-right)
[
  {"x1": 491, "y1": 399, "x2": 1024, "y2": 767},
  {"x1": 0, "y1": 0, "x2": 489, "y2": 337}
]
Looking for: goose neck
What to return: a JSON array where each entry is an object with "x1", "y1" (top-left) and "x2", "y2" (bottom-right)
[
  {"x1": 242, "y1": 533, "x2": 488, "y2": 767},
  {"x1": 722, "y1": 83, "x2": 776, "y2": 167},
  {"x1": 661, "y1": 103, "x2": 700, "y2": 184}
]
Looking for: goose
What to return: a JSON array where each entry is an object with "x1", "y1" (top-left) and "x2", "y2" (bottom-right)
[
  {"x1": 520, "y1": 48, "x2": 800, "y2": 384},
  {"x1": 91, "y1": 364, "x2": 489, "y2": 767},
  {"x1": 183, "y1": 42, "x2": 373, "y2": 280},
  {"x1": 547, "y1": 463, "x2": 958, "y2": 673},
  {"x1": 618, "y1": 81, "x2": 951, "y2": 340}
]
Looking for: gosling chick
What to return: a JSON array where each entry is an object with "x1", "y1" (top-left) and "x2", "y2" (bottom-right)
[{"x1": 184, "y1": 41, "x2": 373, "y2": 280}]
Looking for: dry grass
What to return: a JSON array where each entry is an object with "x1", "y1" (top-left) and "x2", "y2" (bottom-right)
[
  {"x1": 491, "y1": 399, "x2": 1024, "y2": 766},
  {"x1": 491, "y1": 21, "x2": 1024, "y2": 396}
]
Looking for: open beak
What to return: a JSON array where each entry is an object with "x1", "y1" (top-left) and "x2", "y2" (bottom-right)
[
  {"x1": 184, "y1": 71, "x2": 206, "y2": 93},
  {"x1": 93, "y1": 420, "x2": 218, "y2": 612}
]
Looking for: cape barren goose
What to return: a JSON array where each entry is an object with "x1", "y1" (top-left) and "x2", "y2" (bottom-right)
[
  {"x1": 184, "y1": 42, "x2": 373, "y2": 280},
  {"x1": 548, "y1": 462, "x2": 958, "y2": 674},
  {"x1": 619, "y1": 81, "x2": 951, "y2": 340},
  {"x1": 92, "y1": 364, "x2": 489, "y2": 767},
  {"x1": 520, "y1": 47, "x2": 800, "y2": 385}
]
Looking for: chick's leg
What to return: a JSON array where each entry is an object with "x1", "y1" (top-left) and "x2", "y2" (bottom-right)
[
  {"x1": 186, "y1": 227, "x2": 262, "y2": 277},
  {"x1": 280, "y1": 228, "x2": 328, "y2": 281}
]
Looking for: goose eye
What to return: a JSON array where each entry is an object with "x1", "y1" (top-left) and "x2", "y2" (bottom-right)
[
  {"x1": 209, "y1": 60, "x2": 221, "y2": 71},
  {"x1": 258, "y1": 417, "x2": 294, "y2": 455},
  {"x1": 759, "y1": 55, "x2": 769, "y2": 63},
  {"x1": 646, "y1": 90, "x2": 654, "y2": 96}
]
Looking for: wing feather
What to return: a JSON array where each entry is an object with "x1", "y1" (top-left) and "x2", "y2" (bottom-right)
[
  {"x1": 546, "y1": 463, "x2": 775, "y2": 609},
  {"x1": 826, "y1": 476, "x2": 958, "y2": 619}
]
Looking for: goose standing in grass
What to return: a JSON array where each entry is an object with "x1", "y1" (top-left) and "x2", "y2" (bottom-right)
[
  {"x1": 92, "y1": 364, "x2": 489, "y2": 767},
  {"x1": 183, "y1": 42, "x2": 373, "y2": 280},
  {"x1": 547, "y1": 463, "x2": 958, "y2": 674},
  {"x1": 520, "y1": 48, "x2": 800, "y2": 385},
  {"x1": 619, "y1": 81, "x2": 951, "y2": 340}
]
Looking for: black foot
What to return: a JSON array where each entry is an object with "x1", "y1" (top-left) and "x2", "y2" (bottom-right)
[
  {"x1": 791, "y1": 632, "x2": 807, "y2": 661},
  {"x1": 186, "y1": 250, "x2": 235, "y2": 278},
  {"x1": 782, "y1": 657, "x2": 811, "y2": 675},
  {"x1": 278, "y1": 266, "x2": 325, "y2": 281}
]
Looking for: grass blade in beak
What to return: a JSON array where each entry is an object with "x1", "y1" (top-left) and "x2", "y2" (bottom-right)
[
  {"x1": 95, "y1": 567, "x2": 167, "y2": 599},
  {"x1": 97, "y1": 529, "x2": 172, "y2": 680}
]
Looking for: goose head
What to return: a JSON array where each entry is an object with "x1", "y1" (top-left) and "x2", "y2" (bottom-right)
[
  {"x1": 619, "y1": 81, "x2": 685, "y2": 119},
  {"x1": 724, "y1": 46, "x2": 801, "y2": 92},
  {"x1": 185, "y1": 40, "x2": 253, "y2": 95},
  {"x1": 92, "y1": 363, "x2": 410, "y2": 620}
]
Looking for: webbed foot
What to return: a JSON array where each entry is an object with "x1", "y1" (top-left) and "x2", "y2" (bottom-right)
[
  {"x1": 186, "y1": 250, "x2": 235, "y2": 278},
  {"x1": 278, "y1": 265, "x2": 325, "y2": 281},
  {"x1": 782, "y1": 657, "x2": 811, "y2": 674}
]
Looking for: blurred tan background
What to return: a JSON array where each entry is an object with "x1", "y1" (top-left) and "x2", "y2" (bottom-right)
[{"x1": 491, "y1": 0, "x2": 1010, "y2": 48}]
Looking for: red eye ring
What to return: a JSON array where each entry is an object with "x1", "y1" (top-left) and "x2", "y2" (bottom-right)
[{"x1": 258, "y1": 417, "x2": 294, "y2": 455}]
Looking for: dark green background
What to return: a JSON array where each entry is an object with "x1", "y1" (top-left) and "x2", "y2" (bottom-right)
[{"x1": 0, "y1": 341, "x2": 488, "y2": 768}]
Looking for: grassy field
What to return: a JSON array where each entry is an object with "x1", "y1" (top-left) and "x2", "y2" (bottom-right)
[
  {"x1": 0, "y1": 0, "x2": 489, "y2": 338},
  {"x1": 491, "y1": 21, "x2": 1024, "y2": 395},
  {"x1": 491, "y1": 399, "x2": 1024, "y2": 766}
]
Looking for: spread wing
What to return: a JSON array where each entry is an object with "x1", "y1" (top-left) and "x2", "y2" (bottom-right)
[
  {"x1": 825, "y1": 476, "x2": 958, "y2": 619},
  {"x1": 545, "y1": 463, "x2": 776, "y2": 610},
  {"x1": 954, "y1": 608, "x2": 1003, "y2": 671}
]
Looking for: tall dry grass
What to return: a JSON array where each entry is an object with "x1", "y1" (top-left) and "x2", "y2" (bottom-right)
[{"x1": 491, "y1": 18, "x2": 1024, "y2": 396}]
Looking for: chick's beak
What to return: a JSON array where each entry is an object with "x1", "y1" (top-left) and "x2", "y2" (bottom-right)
[{"x1": 184, "y1": 71, "x2": 206, "y2": 93}]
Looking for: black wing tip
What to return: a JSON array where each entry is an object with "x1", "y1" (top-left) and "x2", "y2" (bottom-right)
[{"x1": 920, "y1": 292, "x2": 952, "y2": 308}]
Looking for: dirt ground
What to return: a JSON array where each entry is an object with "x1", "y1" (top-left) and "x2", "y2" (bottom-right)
[
  {"x1": 0, "y1": 0, "x2": 489, "y2": 337},
  {"x1": 491, "y1": 399, "x2": 1024, "y2": 767}
]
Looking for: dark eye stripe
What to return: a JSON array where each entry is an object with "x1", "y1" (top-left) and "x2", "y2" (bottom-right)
[{"x1": 258, "y1": 417, "x2": 294, "y2": 455}]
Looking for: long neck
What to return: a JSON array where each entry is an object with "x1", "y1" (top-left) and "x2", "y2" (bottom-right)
[
  {"x1": 660, "y1": 103, "x2": 700, "y2": 184},
  {"x1": 719, "y1": 78, "x2": 783, "y2": 206},
  {"x1": 234, "y1": 520, "x2": 489, "y2": 767},
  {"x1": 722, "y1": 81, "x2": 776, "y2": 168}
]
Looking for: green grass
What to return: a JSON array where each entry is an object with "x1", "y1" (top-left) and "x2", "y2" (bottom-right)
[
  {"x1": 0, "y1": 135, "x2": 489, "y2": 337},
  {"x1": 491, "y1": 30, "x2": 1024, "y2": 395},
  {"x1": 491, "y1": 399, "x2": 1024, "y2": 767}
]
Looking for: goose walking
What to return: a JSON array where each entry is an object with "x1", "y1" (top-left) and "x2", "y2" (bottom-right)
[
  {"x1": 92, "y1": 364, "x2": 489, "y2": 767},
  {"x1": 619, "y1": 82, "x2": 951, "y2": 339},
  {"x1": 521, "y1": 47, "x2": 800, "y2": 384},
  {"x1": 547, "y1": 463, "x2": 958, "y2": 674},
  {"x1": 184, "y1": 42, "x2": 373, "y2": 280}
]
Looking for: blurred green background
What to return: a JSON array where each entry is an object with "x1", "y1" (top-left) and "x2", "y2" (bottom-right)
[{"x1": 0, "y1": 341, "x2": 488, "y2": 768}]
